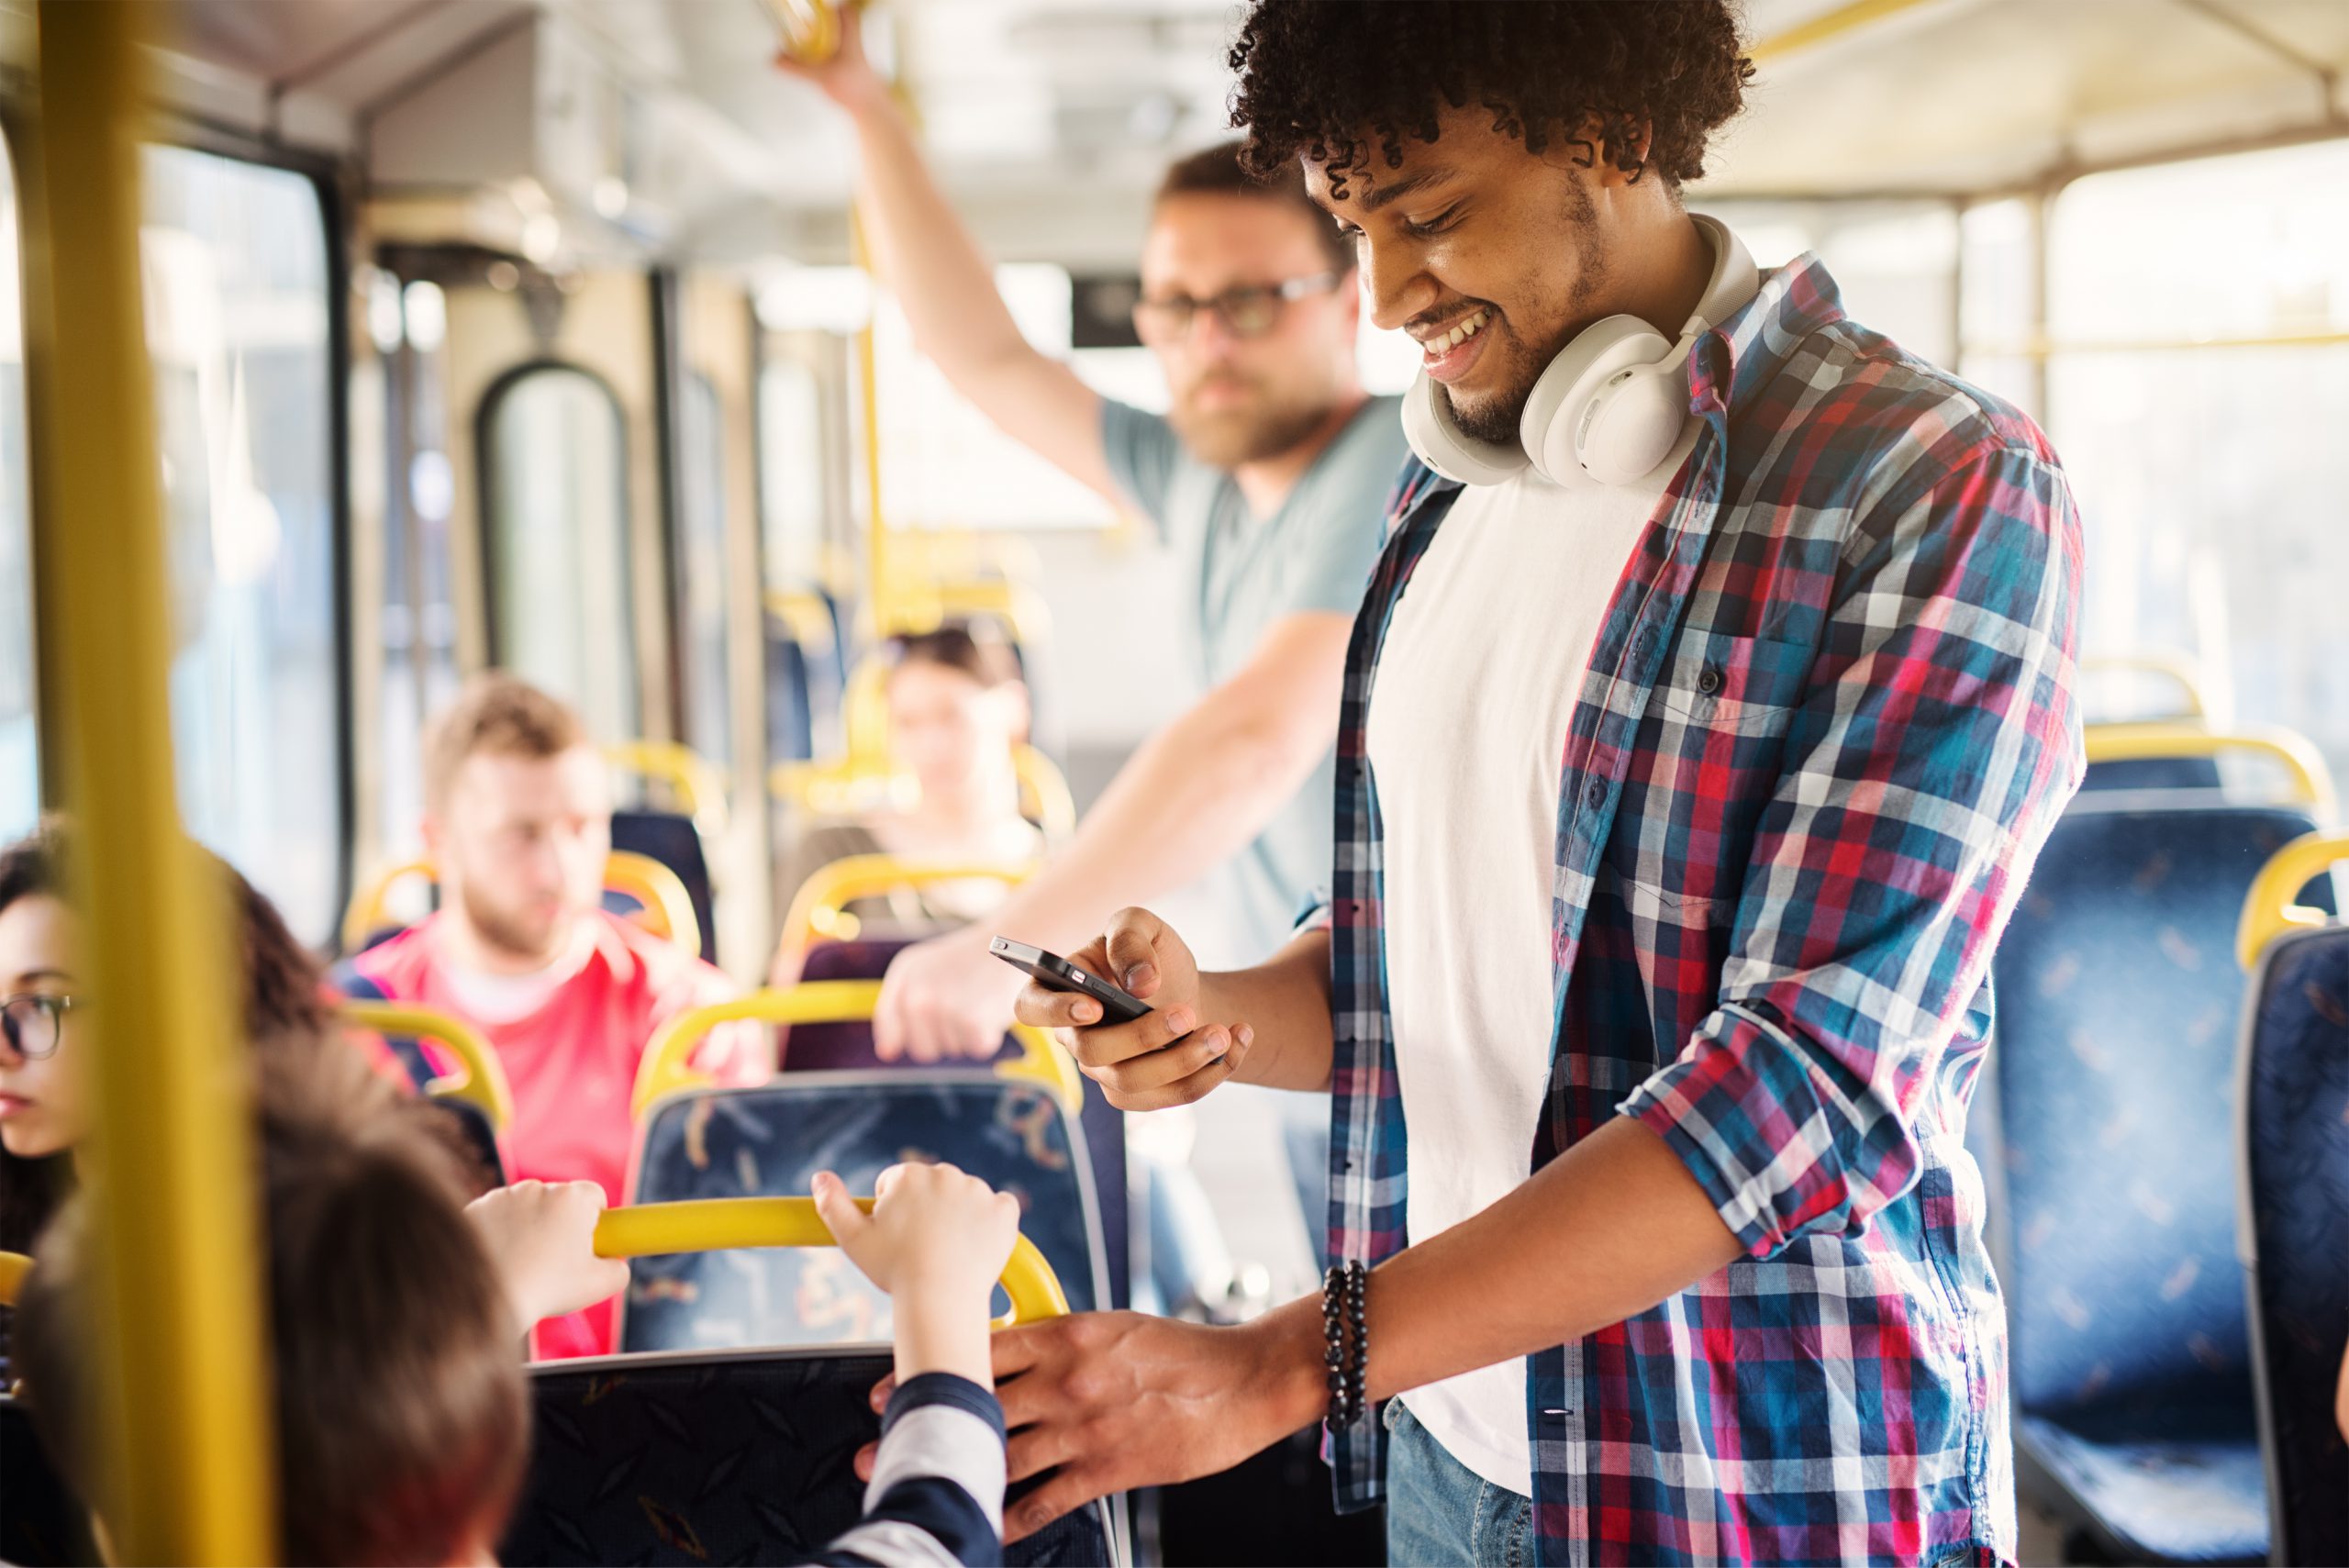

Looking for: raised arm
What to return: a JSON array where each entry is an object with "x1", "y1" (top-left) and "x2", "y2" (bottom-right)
[{"x1": 780, "y1": 13, "x2": 1115, "y2": 500}]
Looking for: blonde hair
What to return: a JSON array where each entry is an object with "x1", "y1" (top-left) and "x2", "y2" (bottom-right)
[{"x1": 422, "y1": 673, "x2": 588, "y2": 813}]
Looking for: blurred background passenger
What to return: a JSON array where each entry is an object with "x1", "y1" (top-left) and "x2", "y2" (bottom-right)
[{"x1": 774, "y1": 626, "x2": 1041, "y2": 980}]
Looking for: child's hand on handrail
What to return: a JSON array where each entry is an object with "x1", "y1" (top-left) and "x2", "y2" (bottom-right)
[
  {"x1": 813, "y1": 1163, "x2": 1020, "y2": 1387},
  {"x1": 466, "y1": 1180, "x2": 632, "y2": 1333}
]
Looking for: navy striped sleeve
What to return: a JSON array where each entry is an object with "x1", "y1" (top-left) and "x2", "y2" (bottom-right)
[{"x1": 801, "y1": 1373, "x2": 1007, "y2": 1568}]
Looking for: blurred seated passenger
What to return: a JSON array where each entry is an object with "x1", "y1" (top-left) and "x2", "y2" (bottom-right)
[
  {"x1": 337, "y1": 673, "x2": 764, "y2": 1358},
  {"x1": 17, "y1": 1042, "x2": 1024, "y2": 1568},
  {"x1": 773, "y1": 628, "x2": 1041, "y2": 985},
  {"x1": 0, "y1": 821, "x2": 413, "y2": 1339}
]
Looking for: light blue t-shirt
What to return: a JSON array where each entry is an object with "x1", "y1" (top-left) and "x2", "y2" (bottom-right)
[{"x1": 1100, "y1": 393, "x2": 1408, "y2": 958}]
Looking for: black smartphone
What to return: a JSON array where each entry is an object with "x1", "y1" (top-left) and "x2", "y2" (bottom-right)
[{"x1": 989, "y1": 937, "x2": 1152, "y2": 1024}]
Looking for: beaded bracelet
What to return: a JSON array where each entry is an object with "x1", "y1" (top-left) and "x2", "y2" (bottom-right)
[{"x1": 1321, "y1": 1261, "x2": 1368, "y2": 1427}]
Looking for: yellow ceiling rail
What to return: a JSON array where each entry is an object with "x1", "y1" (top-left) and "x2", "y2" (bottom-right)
[
  {"x1": 341, "y1": 851, "x2": 701, "y2": 959},
  {"x1": 778, "y1": 852, "x2": 1036, "y2": 957},
  {"x1": 770, "y1": 744, "x2": 1074, "y2": 841},
  {"x1": 605, "y1": 740, "x2": 729, "y2": 840},
  {"x1": 0, "y1": 1249, "x2": 28, "y2": 1307},
  {"x1": 631, "y1": 980, "x2": 1083, "y2": 1119},
  {"x1": 340, "y1": 1001, "x2": 516, "y2": 1134},
  {"x1": 28, "y1": 3, "x2": 278, "y2": 1558},
  {"x1": 2083, "y1": 722, "x2": 2335, "y2": 816},
  {"x1": 2236, "y1": 828, "x2": 2349, "y2": 971},
  {"x1": 595, "y1": 1195, "x2": 1067, "y2": 1328},
  {"x1": 2080, "y1": 652, "x2": 2209, "y2": 722},
  {"x1": 1747, "y1": 0, "x2": 1945, "y2": 65}
]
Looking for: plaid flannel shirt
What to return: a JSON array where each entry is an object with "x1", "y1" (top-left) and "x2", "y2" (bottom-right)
[{"x1": 1321, "y1": 254, "x2": 2085, "y2": 1566}]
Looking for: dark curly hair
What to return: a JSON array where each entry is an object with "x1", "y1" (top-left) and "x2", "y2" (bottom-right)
[{"x1": 1229, "y1": 1, "x2": 1753, "y2": 197}]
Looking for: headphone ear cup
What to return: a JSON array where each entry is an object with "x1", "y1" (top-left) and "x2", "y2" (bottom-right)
[
  {"x1": 1401, "y1": 372, "x2": 1526, "y2": 487},
  {"x1": 1575, "y1": 361, "x2": 1689, "y2": 485},
  {"x1": 1520, "y1": 315, "x2": 1671, "y2": 486}
]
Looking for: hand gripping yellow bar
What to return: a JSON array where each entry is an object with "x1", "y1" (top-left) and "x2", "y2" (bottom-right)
[
  {"x1": 594, "y1": 1195, "x2": 1067, "y2": 1328},
  {"x1": 778, "y1": 852, "x2": 1035, "y2": 954},
  {"x1": 341, "y1": 851, "x2": 701, "y2": 960},
  {"x1": 2082, "y1": 722, "x2": 2336, "y2": 816},
  {"x1": 0, "y1": 1249, "x2": 28, "y2": 1307},
  {"x1": 340, "y1": 1001, "x2": 517, "y2": 1133},
  {"x1": 2236, "y1": 828, "x2": 2349, "y2": 971},
  {"x1": 631, "y1": 979, "x2": 1083, "y2": 1119}
]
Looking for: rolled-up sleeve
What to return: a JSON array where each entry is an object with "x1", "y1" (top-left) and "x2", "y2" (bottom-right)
[{"x1": 1620, "y1": 442, "x2": 2086, "y2": 1258}]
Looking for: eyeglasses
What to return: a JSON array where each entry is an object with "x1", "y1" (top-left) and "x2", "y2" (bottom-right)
[
  {"x1": 1131, "y1": 272, "x2": 1342, "y2": 342},
  {"x1": 1, "y1": 993, "x2": 78, "y2": 1061}
]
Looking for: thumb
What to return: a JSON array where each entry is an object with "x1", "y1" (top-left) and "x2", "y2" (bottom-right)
[
  {"x1": 1103, "y1": 908, "x2": 1166, "y2": 997},
  {"x1": 810, "y1": 1171, "x2": 870, "y2": 1247}
]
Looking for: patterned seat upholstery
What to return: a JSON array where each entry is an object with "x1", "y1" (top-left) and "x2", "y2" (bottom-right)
[
  {"x1": 503, "y1": 1349, "x2": 1118, "y2": 1566},
  {"x1": 792, "y1": 938, "x2": 1133, "y2": 1311},
  {"x1": 609, "y1": 810, "x2": 718, "y2": 964},
  {"x1": 623, "y1": 1078, "x2": 1109, "y2": 1351},
  {"x1": 1991, "y1": 801, "x2": 2328, "y2": 1562},
  {"x1": 2240, "y1": 925, "x2": 2349, "y2": 1567}
]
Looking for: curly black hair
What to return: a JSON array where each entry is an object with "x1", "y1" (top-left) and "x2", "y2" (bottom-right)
[{"x1": 1229, "y1": 1, "x2": 1752, "y2": 197}]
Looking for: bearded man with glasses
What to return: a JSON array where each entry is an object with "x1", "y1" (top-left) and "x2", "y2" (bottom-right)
[{"x1": 774, "y1": 14, "x2": 1406, "y2": 1194}]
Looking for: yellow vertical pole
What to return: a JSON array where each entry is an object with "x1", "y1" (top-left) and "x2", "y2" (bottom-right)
[{"x1": 25, "y1": 4, "x2": 277, "y2": 1562}]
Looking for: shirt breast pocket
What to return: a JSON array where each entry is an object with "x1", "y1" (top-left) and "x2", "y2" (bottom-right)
[{"x1": 1649, "y1": 629, "x2": 1814, "y2": 739}]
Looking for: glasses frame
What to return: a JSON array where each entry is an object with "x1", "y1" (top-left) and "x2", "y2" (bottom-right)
[
  {"x1": 1131, "y1": 271, "x2": 1343, "y2": 342},
  {"x1": 0, "y1": 992, "x2": 78, "y2": 1062}
]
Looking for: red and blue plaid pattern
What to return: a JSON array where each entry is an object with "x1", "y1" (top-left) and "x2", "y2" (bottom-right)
[{"x1": 1323, "y1": 255, "x2": 2085, "y2": 1565}]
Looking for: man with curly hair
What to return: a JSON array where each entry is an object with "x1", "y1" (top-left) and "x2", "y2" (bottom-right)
[{"x1": 984, "y1": 4, "x2": 2085, "y2": 1563}]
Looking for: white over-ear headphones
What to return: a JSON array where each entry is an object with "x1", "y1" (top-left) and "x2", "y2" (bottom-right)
[{"x1": 1400, "y1": 215, "x2": 1757, "y2": 489}]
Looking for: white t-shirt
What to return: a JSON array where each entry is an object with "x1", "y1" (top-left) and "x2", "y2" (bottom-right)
[{"x1": 1366, "y1": 435, "x2": 1686, "y2": 1494}]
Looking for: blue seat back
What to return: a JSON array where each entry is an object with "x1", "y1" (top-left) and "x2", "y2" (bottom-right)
[
  {"x1": 607, "y1": 810, "x2": 717, "y2": 964},
  {"x1": 503, "y1": 1349, "x2": 1116, "y2": 1565},
  {"x1": 791, "y1": 938, "x2": 1133, "y2": 1310},
  {"x1": 1992, "y1": 801, "x2": 2325, "y2": 1433},
  {"x1": 2241, "y1": 925, "x2": 2349, "y2": 1567},
  {"x1": 624, "y1": 1078, "x2": 1109, "y2": 1351},
  {"x1": 765, "y1": 622, "x2": 816, "y2": 763},
  {"x1": 2080, "y1": 756, "x2": 2225, "y2": 793}
]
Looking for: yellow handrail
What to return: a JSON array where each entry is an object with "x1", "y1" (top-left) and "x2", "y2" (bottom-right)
[
  {"x1": 2236, "y1": 828, "x2": 2349, "y2": 971},
  {"x1": 765, "y1": 588, "x2": 841, "y2": 655},
  {"x1": 605, "y1": 740, "x2": 729, "y2": 840},
  {"x1": 341, "y1": 851, "x2": 701, "y2": 960},
  {"x1": 780, "y1": 852, "x2": 1036, "y2": 953},
  {"x1": 0, "y1": 1249, "x2": 28, "y2": 1308},
  {"x1": 594, "y1": 1195, "x2": 1068, "y2": 1328},
  {"x1": 1013, "y1": 746, "x2": 1077, "y2": 840},
  {"x1": 631, "y1": 980, "x2": 1083, "y2": 1119},
  {"x1": 340, "y1": 1002, "x2": 516, "y2": 1133},
  {"x1": 844, "y1": 656, "x2": 891, "y2": 763},
  {"x1": 2080, "y1": 653, "x2": 2209, "y2": 722},
  {"x1": 763, "y1": 0, "x2": 847, "y2": 66},
  {"x1": 31, "y1": 3, "x2": 277, "y2": 1557},
  {"x1": 2083, "y1": 722, "x2": 2335, "y2": 815}
]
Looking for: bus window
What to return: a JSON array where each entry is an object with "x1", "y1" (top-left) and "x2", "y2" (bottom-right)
[
  {"x1": 0, "y1": 128, "x2": 35, "y2": 842},
  {"x1": 2032, "y1": 141, "x2": 2349, "y2": 779},
  {"x1": 481, "y1": 363, "x2": 639, "y2": 741},
  {"x1": 139, "y1": 145, "x2": 344, "y2": 944},
  {"x1": 756, "y1": 354, "x2": 827, "y2": 589},
  {"x1": 676, "y1": 368, "x2": 730, "y2": 766}
]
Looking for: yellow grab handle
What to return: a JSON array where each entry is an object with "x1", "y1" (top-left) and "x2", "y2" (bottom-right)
[
  {"x1": 595, "y1": 1195, "x2": 1068, "y2": 1329},
  {"x1": 1011, "y1": 746, "x2": 1076, "y2": 840},
  {"x1": 2083, "y1": 722, "x2": 2336, "y2": 815},
  {"x1": 341, "y1": 1001, "x2": 516, "y2": 1133},
  {"x1": 631, "y1": 980, "x2": 1083, "y2": 1119},
  {"x1": 605, "y1": 740, "x2": 729, "y2": 840},
  {"x1": 342, "y1": 852, "x2": 702, "y2": 959},
  {"x1": 0, "y1": 1249, "x2": 28, "y2": 1307},
  {"x1": 780, "y1": 853, "x2": 1036, "y2": 952},
  {"x1": 2237, "y1": 828, "x2": 2349, "y2": 970},
  {"x1": 2080, "y1": 653, "x2": 2209, "y2": 721},
  {"x1": 763, "y1": 0, "x2": 847, "y2": 66}
]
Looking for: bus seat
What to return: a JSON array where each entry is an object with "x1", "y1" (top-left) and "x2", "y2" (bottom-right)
[
  {"x1": 2236, "y1": 853, "x2": 2349, "y2": 1567},
  {"x1": 621, "y1": 1078, "x2": 1111, "y2": 1350},
  {"x1": 341, "y1": 853, "x2": 701, "y2": 962},
  {"x1": 0, "y1": 1397, "x2": 98, "y2": 1567},
  {"x1": 1991, "y1": 800, "x2": 2330, "y2": 1563},
  {"x1": 790, "y1": 937, "x2": 1135, "y2": 1314},
  {"x1": 334, "y1": 986, "x2": 510, "y2": 1188},
  {"x1": 2081, "y1": 755, "x2": 2225, "y2": 792},
  {"x1": 501, "y1": 1348, "x2": 1119, "y2": 1567},
  {"x1": 765, "y1": 622, "x2": 817, "y2": 764},
  {"x1": 607, "y1": 810, "x2": 717, "y2": 963}
]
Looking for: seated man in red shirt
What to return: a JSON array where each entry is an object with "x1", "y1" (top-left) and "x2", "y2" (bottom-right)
[{"x1": 340, "y1": 673, "x2": 764, "y2": 1358}]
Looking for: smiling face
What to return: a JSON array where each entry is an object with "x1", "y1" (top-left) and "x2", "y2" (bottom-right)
[
  {"x1": 0, "y1": 892, "x2": 86, "y2": 1159},
  {"x1": 1310, "y1": 103, "x2": 1658, "y2": 446},
  {"x1": 1140, "y1": 192, "x2": 1363, "y2": 468}
]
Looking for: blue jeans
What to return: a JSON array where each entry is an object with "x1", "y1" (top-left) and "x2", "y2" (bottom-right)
[{"x1": 1384, "y1": 1398, "x2": 1534, "y2": 1567}]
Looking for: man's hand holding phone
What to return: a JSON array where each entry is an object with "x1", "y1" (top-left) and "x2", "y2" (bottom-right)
[{"x1": 1008, "y1": 908, "x2": 1253, "y2": 1111}]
